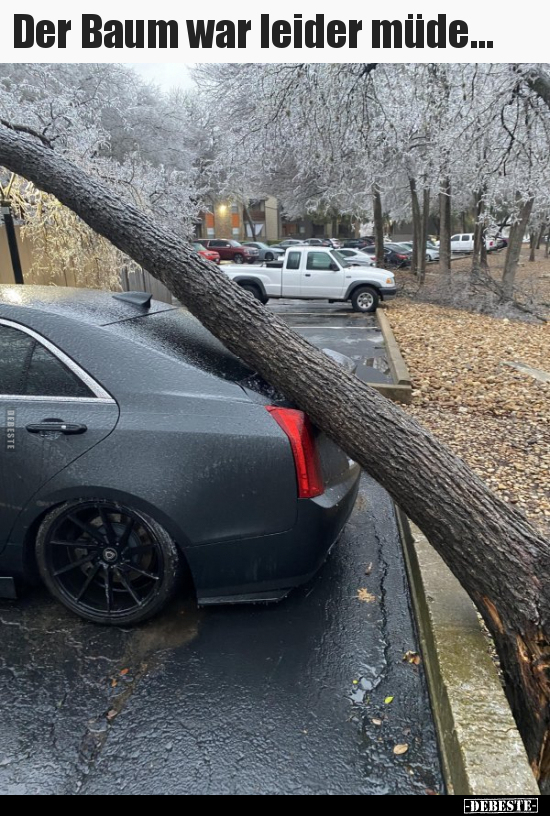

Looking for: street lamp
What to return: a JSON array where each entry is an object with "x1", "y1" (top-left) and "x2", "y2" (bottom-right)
[{"x1": 1, "y1": 198, "x2": 24, "y2": 285}]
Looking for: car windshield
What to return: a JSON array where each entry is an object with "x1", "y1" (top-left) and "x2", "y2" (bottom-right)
[
  {"x1": 250, "y1": 242, "x2": 267, "y2": 249},
  {"x1": 192, "y1": 242, "x2": 205, "y2": 251},
  {"x1": 228, "y1": 240, "x2": 243, "y2": 247}
]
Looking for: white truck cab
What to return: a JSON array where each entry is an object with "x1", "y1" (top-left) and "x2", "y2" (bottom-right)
[
  {"x1": 450, "y1": 233, "x2": 497, "y2": 253},
  {"x1": 222, "y1": 247, "x2": 397, "y2": 313}
]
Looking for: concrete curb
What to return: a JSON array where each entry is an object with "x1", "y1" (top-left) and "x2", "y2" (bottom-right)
[
  {"x1": 396, "y1": 510, "x2": 540, "y2": 795},
  {"x1": 376, "y1": 308, "x2": 411, "y2": 387},
  {"x1": 374, "y1": 308, "x2": 412, "y2": 404}
]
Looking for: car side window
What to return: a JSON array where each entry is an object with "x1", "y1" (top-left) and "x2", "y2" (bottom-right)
[
  {"x1": 451, "y1": 235, "x2": 459, "y2": 242},
  {"x1": 461, "y1": 235, "x2": 469, "y2": 242},
  {"x1": 306, "y1": 252, "x2": 333, "y2": 271},
  {"x1": 286, "y1": 252, "x2": 301, "y2": 270},
  {"x1": 0, "y1": 324, "x2": 94, "y2": 398}
]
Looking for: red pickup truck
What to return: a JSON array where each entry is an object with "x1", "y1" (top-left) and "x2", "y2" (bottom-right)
[{"x1": 197, "y1": 239, "x2": 259, "y2": 264}]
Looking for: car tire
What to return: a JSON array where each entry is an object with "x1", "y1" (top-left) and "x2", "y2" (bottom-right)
[
  {"x1": 265, "y1": 252, "x2": 274, "y2": 261},
  {"x1": 426, "y1": 253, "x2": 431, "y2": 262},
  {"x1": 233, "y1": 254, "x2": 245, "y2": 264},
  {"x1": 351, "y1": 286, "x2": 379, "y2": 313},
  {"x1": 239, "y1": 283, "x2": 268, "y2": 304},
  {"x1": 35, "y1": 500, "x2": 183, "y2": 626}
]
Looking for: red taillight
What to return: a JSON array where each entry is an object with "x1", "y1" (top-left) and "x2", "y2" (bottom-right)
[{"x1": 266, "y1": 407, "x2": 324, "y2": 499}]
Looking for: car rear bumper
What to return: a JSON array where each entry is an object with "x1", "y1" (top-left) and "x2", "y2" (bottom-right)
[{"x1": 186, "y1": 465, "x2": 361, "y2": 605}]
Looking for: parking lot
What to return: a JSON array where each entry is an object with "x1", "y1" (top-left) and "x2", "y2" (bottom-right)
[{"x1": 0, "y1": 302, "x2": 443, "y2": 796}]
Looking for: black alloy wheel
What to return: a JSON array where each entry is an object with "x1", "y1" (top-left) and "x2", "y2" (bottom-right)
[{"x1": 36, "y1": 501, "x2": 182, "y2": 625}]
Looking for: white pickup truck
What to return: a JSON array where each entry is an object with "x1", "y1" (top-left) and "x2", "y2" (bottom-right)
[
  {"x1": 222, "y1": 247, "x2": 397, "y2": 313},
  {"x1": 450, "y1": 233, "x2": 498, "y2": 253}
]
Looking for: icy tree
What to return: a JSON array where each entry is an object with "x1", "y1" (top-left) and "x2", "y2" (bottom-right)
[
  {"x1": 197, "y1": 62, "x2": 550, "y2": 293},
  {"x1": 0, "y1": 64, "x2": 203, "y2": 287}
]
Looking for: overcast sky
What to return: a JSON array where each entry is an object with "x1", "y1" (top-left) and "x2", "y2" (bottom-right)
[{"x1": 125, "y1": 63, "x2": 195, "y2": 92}]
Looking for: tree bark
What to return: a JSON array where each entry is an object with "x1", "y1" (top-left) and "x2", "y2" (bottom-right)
[
  {"x1": 439, "y1": 179, "x2": 452, "y2": 274},
  {"x1": 1, "y1": 126, "x2": 550, "y2": 781},
  {"x1": 472, "y1": 190, "x2": 487, "y2": 272},
  {"x1": 524, "y1": 69, "x2": 550, "y2": 109},
  {"x1": 480, "y1": 237, "x2": 488, "y2": 270},
  {"x1": 418, "y1": 186, "x2": 430, "y2": 284},
  {"x1": 530, "y1": 231, "x2": 537, "y2": 262},
  {"x1": 372, "y1": 185, "x2": 385, "y2": 267},
  {"x1": 242, "y1": 202, "x2": 256, "y2": 240},
  {"x1": 409, "y1": 177, "x2": 421, "y2": 275},
  {"x1": 502, "y1": 197, "x2": 534, "y2": 299}
]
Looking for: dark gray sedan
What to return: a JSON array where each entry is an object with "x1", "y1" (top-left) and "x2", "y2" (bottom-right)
[{"x1": 0, "y1": 287, "x2": 360, "y2": 625}]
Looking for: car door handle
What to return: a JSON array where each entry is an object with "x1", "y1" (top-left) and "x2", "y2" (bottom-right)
[
  {"x1": 26, "y1": 420, "x2": 88, "y2": 436},
  {"x1": 305, "y1": 273, "x2": 312, "y2": 277}
]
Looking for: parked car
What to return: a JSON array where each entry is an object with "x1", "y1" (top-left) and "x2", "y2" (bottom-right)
[
  {"x1": 450, "y1": 233, "x2": 497, "y2": 253},
  {"x1": 397, "y1": 242, "x2": 440, "y2": 262},
  {"x1": 192, "y1": 241, "x2": 220, "y2": 265},
  {"x1": 197, "y1": 239, "x2": 259, "y2": 264},
  {"x1": 272, "y1": 239, "x2": 304, "y2": 249},
  {"x1": 362, "y1": 245, "x2": 412, "y2": 268},
  {"x1": 0, "y1": 285, "x2": 361, "y2": 625},
  {"x1": 385, "y1": 243, "x2": 413, "y2": 266},
  {"x1": 342, "y1": 238, "x2": 373, "y2": 249},
  {"x1": 242, "y1": 242, "x2": 285, "y2": 262},
  {"x1": 303, "y1": 238, "x2": 332, "y2": 247},
  {"x1": 223, "y1": 246, "x2": 396, "y2": 312},
  {"x1": 425, "y1": 243, "x2": 440, "y2": 262},
  {"x1": 336, "y1": 248, "x2": 376, "y2": 267}
]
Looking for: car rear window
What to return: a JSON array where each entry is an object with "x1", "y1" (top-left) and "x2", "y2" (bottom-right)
[{"x1": 106, "y1": 309, "x2": 281, "y2": 400}]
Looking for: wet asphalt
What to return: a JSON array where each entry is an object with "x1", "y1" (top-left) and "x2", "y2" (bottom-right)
[
  {"x1": 0, "y1": 303, "x2": 443, "y2": 796},
  {"x1": 269, "y1": 301, "x2": 392, "y2": 384}
]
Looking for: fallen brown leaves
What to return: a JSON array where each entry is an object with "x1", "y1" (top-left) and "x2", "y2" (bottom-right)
[
  {"x1": 388, "y1": 299, "x2": 550, "y2": 538},
  {"x1": 357, "y1": 588, "x2": 376, "y2": 603}
]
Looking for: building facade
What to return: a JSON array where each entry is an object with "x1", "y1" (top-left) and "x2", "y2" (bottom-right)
[{"x1": 198, "y1": 197, "x2": 281, "y2": 243}]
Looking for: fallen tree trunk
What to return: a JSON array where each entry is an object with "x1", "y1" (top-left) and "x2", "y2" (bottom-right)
[{"x1": 1, "y1": 125, "x2": 550, "y2": 781}]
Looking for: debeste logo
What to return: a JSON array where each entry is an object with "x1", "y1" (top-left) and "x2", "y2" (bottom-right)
[
  {"x1": 6, "y1": 408, "x2": 16, "y2": 451},
  {"x1": 464, "y1": 800, "x2": 538, "y2": 813}
]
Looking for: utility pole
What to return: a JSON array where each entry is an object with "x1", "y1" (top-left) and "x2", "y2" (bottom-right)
[{"x1": 1, "y1": 198, "x2": 24, "y2": 284}]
